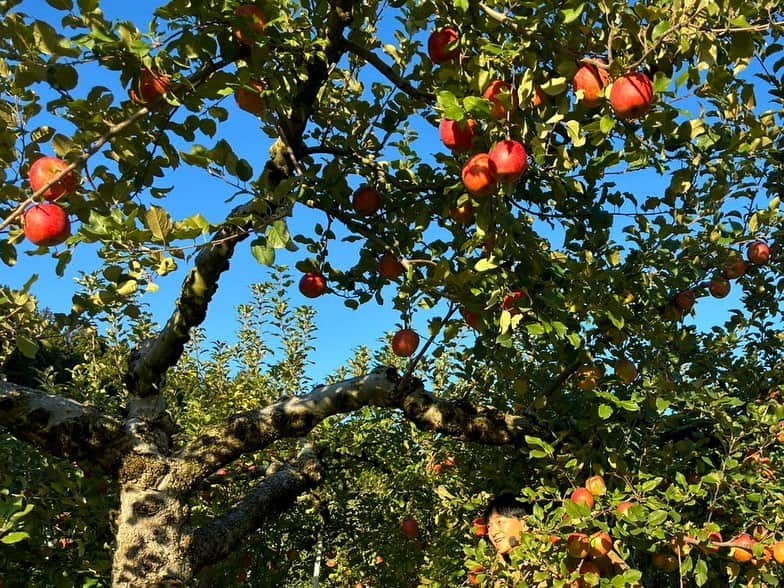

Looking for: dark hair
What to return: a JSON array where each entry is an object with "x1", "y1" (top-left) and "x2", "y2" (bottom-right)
[{"x1": 483, "y1": 493, "x2": 530, "y2": 520}]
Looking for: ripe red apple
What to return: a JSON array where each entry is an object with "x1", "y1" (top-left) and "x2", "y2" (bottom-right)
[
  {"x1": 468, "y1": 565, "x2": 484, "y2": 586},
  {"x1": 483, "y1": 80, "x2": 516, "y2": 119},
  {"x1": 461, "y1": 153, "x2": 497, "y2": 197},
  {"x1": 772, "y1": 541, "x2": 784, "y2": 564},
  {"x1": 709, "y1": 277, "x2": 730, "y2": 298},
  {"x1": 747, "y1": 241, "x2": 770, "y2": 264},
  {"x1": 138, "y1": 68, "x2": 171, "y2": 104},
  {"x1": 531, "y1": 85, "x2": 546, "y2": 108},
  {"x1": 674, "y1": 289, "x2": 696, "y2": 310},
  {"x1": 700, "y1": 531, "x2": 722, "y2": 555},
  {"x1": 378, "y1": 253, "x2": 405, "y2": 280},
  {"x1": 502, "y1": 290, "x2": 528, "y2": 316},
  {"x1": 392, "y1": 328, "x2": 419, "y2": 357},
  {"x1": 28, "y1": 157, "x2": 77, "y2": 201},
  {"x1": 24, "y1": 203, "x2": 71, "y2": 246},
  {"x1": 235, "y1": 80, "x2": 266, "y2": 116},
  {"x1": 566, "y1": 533, "x2": 590, "y2": 558},
  {"x1": 589, "y1": 531, "x2": 613, "y2": 558},
  {"x1": 573, "y1": 61, "x2": 610, "y2": 108},
  {"x1": 462, "y1": 308, "x2": 480, "y2": 329},
  {"x1": 401, "y1": 517, "x2": 419, "y2": 538},
  {"x1": 616, "y1": 501, "x2": 635, "y2": 516},
  {"x1": 488, "y1": 140, "x2": 528, "y2": 183},
  {"x1": 439, "y1": 118, "x2": 478, "y2": 152},
  {"x1": 449, "y1": 201, "x2": 474, "y2": 224},
  {"x1": 427, "y1": 27, "x2": 460, "y2": 64},
  {"x1": 234, "y1": 4, "x2": 266, "y2": 46},
  {"x1": 352, "y1": 186, "x2": 383, "y2": 215},
  {"x1": 472, "y1": 517, "x2": 488, "y2": 537},
  {"x1": 299, "y1": 272, "x2": 327, "y2": 298},
  {"x1": 570, "y1": 487, "x2": 595, "y2": 510},
  {"x1": 723, "y1": 256, "x2": 748, "y2": 279},
  {"x1": 585, "y1": 475, "x2": 607, "y2": 497},
  {"x1": 615, "y1": 358, "x2": 637, "y2": 384},
  {"x1": 610, "y1": 72, "x2": 653, "y2": 120}
]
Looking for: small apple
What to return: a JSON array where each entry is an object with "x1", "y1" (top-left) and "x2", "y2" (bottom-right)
[
  {"x1": 215, "y1": 467, "x2": 230, "y2": 478},
  {"x1": 299, "y1": 272, "x2": 327, "y2": 298},
  {"x1": 569, "y1": 487, "x2": 595, "y2": 510},
  {"x1": 589, "y1": 531, "x2": 613, "y2": 558},
  {"x1": 427, "y1": 27, "x2": 460, "y2": 64},
  {"x1": 472, "y1": 517, "x2": 488, "y2": 537},
  {"x1": 468, "y1": 565, "x2": 484, "y2": 586},
  {"x1": 651, "y1": 552, "x2": 678, "y2": 572},
  {"x1": 615, "y1": 358, "x2": 637, "y2": 384},
  {"x1": 462, "y1": 308, "x2": 480, "y2": 329},
  {"x1": 609, "y1": 72, "x2": 654, "y2": 120},
  {"x1": 723, "y1": 255, "x2": 748, "y2": 279},
  {"x1": 573, "y1": 61, "x2": 610, "y2": 108},
  {"x1": 576, "y1": 365, "x2": 603, "y2": 392},
  {"x1": 235, "y1": 80, "x2": 266, "y2": 116},
  {"x1": 674, "y1": 289, "x2": 696, "y2": 311},
  {"x1": 24, "y1": 203, "x2": 71, "y2": 246},
  {"x1": 439, "y1": 118, "x2": 478, "y2": 152},
  {"x1": 488, "y1": 139, "x2": 528, "y2": 183},
  {"x1": 378, "y1": 253, "x2": 405, "y2": 280},
  {"x1": 661, "y1": 304, "x2": 683, "y2": 321},
  {"x1": 616, "y1": 501, "x2": 635, "y2": 516},
  {"x1": 483, "y1": 80, "x2": 516, "y2": 119},
  {"x1": 700, "y1": 531, "x2": 722, "y2": 555},
  {"x1": 502, "y1": 290, "x2": 528, "y2": 316},
  {"x1": 747, "y1": 241, "x2": 770, "y2": 265},
  {"x1": 566, "y1": 533, "x2": 590, "y2": 558},
  {"x1": 772, "y1": 541, "x2": 784, "y2": 564},
  {"x1": 461, "y1": 153, "x2": 497, "y2": 197},
  {"x1": 137, "y1": 68, "x2": 171, "y2": 104},
  {"x1": 709, "y1": 277, "x2": 730, "y2": 298},
  {"x1": 234, "y1": 4, "x2": 266, "y2": 46},
  {"x1": 352, "y1": 186, "x2": 383, "y2": 215},
  {"x1": 531, "y1": 85, "x2": 546, "y2": 108},
  {"x1": 449, "y1": 201, "x2": 475, "y2": 224},
  {"x1": 401, "y1": 517, "x2": 419, "y2": 538},
  {"x1": 730, "y1": 534, "x2": 756, "y2": 563},
  {"x1": 392, "y1": 328, "x2": 419, "y2": 357},
  {"x1": 430, "y1": 463, "x2": 443, "y2": 476},
  {"x1": 585, "y1": 475, "x2": 607, "y2": 497},
  {"x1": 28, "y1": 156, "x2": 77, "y2": 201},
  {"x1": 444, "y1": 455, "x2": 456, "y2": 467}
]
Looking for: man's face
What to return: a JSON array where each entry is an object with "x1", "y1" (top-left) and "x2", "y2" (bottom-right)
[{"x1": 487, "y1": 509, "x2": 524, "y2": 554}]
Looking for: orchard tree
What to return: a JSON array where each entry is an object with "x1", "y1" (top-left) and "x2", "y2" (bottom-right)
[{"x1": 2, "y1": 0, "x2": 784, "y2": 586}]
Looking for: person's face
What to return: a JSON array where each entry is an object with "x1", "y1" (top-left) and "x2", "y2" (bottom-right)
[{"x1": 487, "y1": 509, "x2": 524, "y2": 554}]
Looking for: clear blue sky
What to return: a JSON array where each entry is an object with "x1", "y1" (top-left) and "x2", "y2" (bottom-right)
[{"x1": 4, "y1": 1, "x2": 746, "y2": 384}]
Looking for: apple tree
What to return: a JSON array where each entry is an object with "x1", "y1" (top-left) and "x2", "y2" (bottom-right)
[{"x1": 2, "y1": 0, "x2": 784, "y2": 585}]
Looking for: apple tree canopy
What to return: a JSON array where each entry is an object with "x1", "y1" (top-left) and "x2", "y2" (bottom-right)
[{"x1": 1, "y1": 0, "x2": 784, "y2": 585}]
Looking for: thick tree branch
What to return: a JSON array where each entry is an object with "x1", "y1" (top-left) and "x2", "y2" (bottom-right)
[
  {"x1": 0, "y1": 381, "x2": 131, "y2": 472},
  {"x1": 162, "y1": 368, "x2": 545, "y2": 495},
  {"x1": 189, "y1": 445, "x2": 321, "y2": 573},
  {"x1": 339, "y1": 38, "x2": 436, "y2": 104}
]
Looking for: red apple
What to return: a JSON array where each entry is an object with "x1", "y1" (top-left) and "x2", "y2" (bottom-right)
[
  {"x1": 531, "y1": 85, "x2": 546, "y2": 108},
  {"x1": 468, "y1": 565, "x2": 484, "y2": 586},
  {"x1": 299, "y1": 272, "x2": 327, "y2": 298},
  {"x1": 24, "y1": 203, "x2": 70, "y2": 246},
  {"x1": 616, "y1": 501, "x2": 635, "y2": 516},
  {"x1": 709, "y1": 277, "x2": 730, "y2": 298},
  {"x1": 28, "y1": 157, "x2": 77, "y2": 201},
  {"x1": 392, "y1": 329, "x2": 419, "y2": 357},
  {"x1": 585, "y1": 475, "x2": 607, "y2": 497},
  {"x1": 772, "y1": 541, "x2": 784, "y2": 564},
  {"x1": 589, "y1": 531, "x2": 613, "y2": 557},
  {"x1": 573, "y1": 61, "x2": 610, "y2": 108},
  {"x1": 401, "y1": 517, "x2": 419, "y2": 538},
  {"x1": 235, "y1": 80, "x2": 266, "y2": 116},
  {"x1": 427, "y1": 27, "x2": 460, "y2": 64},
  {"x1": 615, "y1": 358, "x2": 637, "y2": 384},
  {"x1": 462, "y1": 308, "x2": 480, "y2": 329},
  {"x1": 138, "y1": 68, "x2": 170, "y2": 104},
  {"x1": 352, "y1": 186, "x2": 383, "y2": 215},
  {"x1": 461, "y1": 153, "x2": 497, "y2": 197},
  {"x1": 449, "y1": 202, "x2": 474, "y2": 224},
  {"x1": 488, "y1": 140, "x2": 528, "y2": 183},
  {"x1": 723, "y1": 256, "x2": 747, "y2": 279},
  {"x1": 730, "y1": 533, "x2": 756, "y2": 563},
  {"x1": 566, "y1": 533, "x2": 590, "y2": 558},
  {"x1": 574, "y1": 561, "x2": 601, "y2": 587},
  {"x1": 610, "y1": 72, "x2": 653, "y2": 120},
  {"x1": 674, "y1": 289, "x2": 696, "y2": 310},
  {"x1": 439, "y1": 118, "x2": 478, "y2": 152},
  {"x1": 378, "y1": 253, "x2": 405, "y2": 280},
  {"x1": 747, "y1": 241, "x2": 770, "y2": 264},
  {"x1": 483, "y1": 80, "x2": 517, "y2": 119},
  {"x1": 502, "y1": 290, "x2": 528, "y2": 315},
  {"x1": 700, "y1": 531, "x2": 722, "y2": 555},
  {"x1": 570, "y1": 487, "x2": 595, "y2": 510},
  {"x1": 472, "y1": 517, "x2": 488, "y2": 537},
  {"x1": 234, "y1": 4, "x2": 266, "y2": 46},
  {"x1": 576, "y1": 365, "x2": 603, "y2": 392}
]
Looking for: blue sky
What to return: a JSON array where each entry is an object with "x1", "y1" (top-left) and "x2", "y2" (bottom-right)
[{"x1": 3, "y1": 1, "x2": 754, "y2": 383}]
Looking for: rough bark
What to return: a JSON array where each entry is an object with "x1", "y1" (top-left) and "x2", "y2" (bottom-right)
[{"x1": 0, "y1": 381, "x2": 131, "y2": 472}]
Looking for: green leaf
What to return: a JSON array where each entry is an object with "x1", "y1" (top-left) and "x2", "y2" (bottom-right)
[
  {"x1": 474, "y1": 258, "x2": 497, "y2": 272},
  {"x1": 145, "y1": 206, "x2": 173, "y2": 242},
  {"x1": 46, "y1": 0, "x2": 73, "y2": 8},
  {"x1": 250, "y1": 238, "x2": 275, "y2": 266},
  {"x1": 561, "y1": 4, "x2": 585, "y2": 24},
  {"x1": 267, "y1": 220, "x2": 295, "y2": 250},
  {"x1": 436, "y1": 91, "x2": 463, "y2": 120},
  {"x1": 1, "y1": 531, "x2": 29, "y2": 544},
  {"x1": 15, "y1": 335, "x2": 39, "y2": 359}
]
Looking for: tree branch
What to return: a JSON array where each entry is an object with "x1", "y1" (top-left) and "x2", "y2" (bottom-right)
[
  {"x1": 189, "y1": 444, "x2": 321, "y2": 573},
  {"x1": 339, "y1": 38, "x2": 435, "y2": 104},
  {"x1": 161, "y1": 367, "x2": 545, "y2": 495},
  {"x1": 0, "y1": 381, "x2": 131, "y2": 472}
]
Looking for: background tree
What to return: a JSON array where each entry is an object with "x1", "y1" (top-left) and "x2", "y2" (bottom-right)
[{"x1": 2, "y1": 0, "x2": 784, "y2": 586}]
